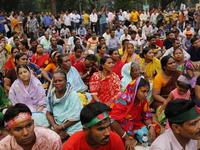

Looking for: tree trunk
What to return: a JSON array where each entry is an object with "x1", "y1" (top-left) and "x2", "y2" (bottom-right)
[
  {"x1": 50, "y1": 0, "x2": 57, "y2": 16},
  {"x1": 160, "y1": 0, "x2": 174, "y2": 11},
  {"x1": 88, "y1": 0, "x2": 95, "y2": 9}
]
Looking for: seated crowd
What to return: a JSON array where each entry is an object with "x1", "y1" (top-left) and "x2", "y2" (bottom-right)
[{"x1": 1, "y1": 7, "x2": 200, "y2": 150}]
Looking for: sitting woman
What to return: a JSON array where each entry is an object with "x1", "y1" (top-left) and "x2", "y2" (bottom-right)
[
  {"x1": 139, "y1": 47, "x2": 162, "y2": 82},
  {"x1": 8, "y1": 64, "x2": 48, "y2": 127},
  {"x1": 110, "y1": 78, "x2": 160, "y2": 149},
  {"x1": 121, "y1": 61, "x2": 142, "y2": 91},
  {"x1": 95, "y1": 43, "x2": 108, "y2": 66},
  {"x1": 152, "y1": 55, "x2": 181, "y2": 123},
  {"x1": 109, "y1": 48, "x2": 125, "y2": 79},
  {"x1": 46, "y1": 70, "x2": 82, "y2": 140},
  {"x1": 4, "y1": 53, "x2": 51, "y2": 92},
  {"x1": 174, "y1": 48, "x2": 194, "y2": 77},
  {"x1": 19, "y1": 40, "x2": 33, "y2": 59},
  {"x1": 70, "y1": 44, "x2": 85, "y2": 66},
  {"x1": 4, "y1": 47, "x2": 20, "y2": 72},
  {"x1": 121, "y1": 43, "x2": 140, "y2": 63},
  {"x1": 89, "y1": 56, "x2": 121, "y2": 104},
  {"x1": 44, "y1": 51, "x2": 61, "y2": 75},
  {"x1": 31, "y1": 44, "x2": 50, "y2": 68}
]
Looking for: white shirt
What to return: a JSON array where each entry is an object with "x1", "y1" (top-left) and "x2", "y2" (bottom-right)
[
  {"x1": 90, "y1": 13, "x2": 98, "y2": 23},
  {"x1": 63, "y1": 14, "x2": 71, "y2": 26},
  {"x1": 140, "y1": 13, "x2": 147, "y2": 21},
  {"x1": 150, "y1": 129, "x2": 197, "y2": 150},
  {"x1": 136, "y1": 33, "x2": 147, "y2": 45},
  {"x1": 150, "y1": 13, "x2": 158, "y2": 25},
  {"x1": 120, "y1": 34, "x2": 131, "y2": 43},
  {"x1": 162, "y1": 47, "x2": 190, "y2": 60},
  {"x1": 60, "y1": 28, "x2": 70, "y2": 36},
  {"x1": 73, "y1": 14, "x2": 80, "y2": 23},
  {"x1": 142, "y1": 25, "x2": 153, "y2": 36}
]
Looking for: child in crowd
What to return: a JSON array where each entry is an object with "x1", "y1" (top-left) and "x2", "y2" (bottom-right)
[{"x1": 156, "y1": 74, "x2": 196, "y2": 126}]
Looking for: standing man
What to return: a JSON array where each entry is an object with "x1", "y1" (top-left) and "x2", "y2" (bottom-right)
[
  {"x1": 150, "y1": 99, "x2": 200, "y2": 150},
  {"x1": 90, "y1": 8, "x2": 98, "y2": 34},
  {"x1": 82, "y1": 11, "x2": 90, "y2": 29},
  {"x1": 73, "y1": 10, "x2": 80, "y2": 30},
  {"x1": 43, "y1": 12, "x2": 52, "y2": 30},
  {"x1": 98, "y1": 6, "x2": 107, "y2": 36},
  {"x1": 0, "y1": 12, "x2": 6, "y2": 36},
  {"x1": 27, "y1": 12, "x2": 39, "y2": 39},
  {"x1": 0, "y1": 103, "x2": 62, "y2": 150},
  {"x1": 130, "y1": 8, "x2": 139, "y2": 25},
  {"x1": 63, "y1": 11, "x2": 72, "y2": 31},
  {"x1": 62, "y1": 102, "x2": 125, "y2": 150}
]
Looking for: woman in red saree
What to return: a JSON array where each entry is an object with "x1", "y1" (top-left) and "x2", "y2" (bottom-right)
[
  {"x1": 109, "y1": 48, "x2": 125, "y2": 79},
  {"x1": 4, "y1": 47, "x2": 19, "y2": 71},
  {"x1": 110, "y1": 78, "x2": 160, "y2": 149},
  {"x1": 31, "y1": 44, "x2": 50, "y2": 68},
  {"x1": 70, "y1": 44, "x2": 85, "y2": 66},
  {"x1": 89, "y1": 56, "x2": 121, "y2": 104}
]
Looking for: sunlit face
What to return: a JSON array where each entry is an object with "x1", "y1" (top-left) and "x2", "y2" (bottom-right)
[
  {"x1": 164, "y1": 58, "x2": 176, "y2": 72},
  {"x1": 174, "y1": 116, "x2": 200, "y2": 140},
  {"x1": 173, "y1": 49, "x2": 184, "y2": 61},
  {"x1": 98, "y1": 45, "x2": 106, "y2": 54},
  {"x1": 130, "y1": 66, "x2": 140, "y2": 79},
  {"x1": 84, "y1": 118, "x2": 111, "y2": 147},
  {"x1": 135, "y1": 85, "x2": 150, "y2": 101},
  {"x1": 110, "y1": 50, "x2": 120, "y2": 61},
  {"x1": 36, "y1": 45, "x2": 44, "y2": 54},
  {"x1": 102, "y1": 58, "x2": 114, "y2": 72},
  {"x1": 12, "y1": 48, "x2": 20, "y2": 58},
  {"x1": 127, "y1": 44, "x2": 134, "y2": 55},
  {"x1": 61, "y1": 56, "x2": 71, "y2": 70},
  {"x1": 0, "y1": 37, "x2": 6, "y2": 44},
  {"x1": 53, "y1": 73, "x2": 67, "y2": 92},
  {"x1": 144, "y1": 50, "x2": 154, "y2": 60},
  {"x1": 7, "y1": 119, "x2": 35, "y2": 147},
  {"x1": 75, "y1": 49, "x2": 83, "y2": 58},
  {"x1": 16, "y1": 55, "x2": 29, "y2": 65},
  {"x1": 17, "y1": 67, "x2": 31, "y2": 82}
]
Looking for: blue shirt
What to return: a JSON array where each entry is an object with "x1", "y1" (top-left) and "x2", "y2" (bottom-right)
[
  {"x1": 43, "y1": 16, "x2": 52, "y2": 27},
  {"x1": 99, "y1": 12, "x2": 107, "y2": 24},
  {"x1": 0, "y1": 17, "x2": 5, "y2": 31},
  {"x1": 187, "y1": 46, "x2": 200, "y2": 61}
]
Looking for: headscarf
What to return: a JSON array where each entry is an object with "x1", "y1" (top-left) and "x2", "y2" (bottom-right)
[
  {"x1": 110, "y1": 77, "x2": 141, "y2": 120},
  {"x1": 121, "y1": 62, "x2": 141, "y2": 91},
  {"x1": 9, "y1": 67, "x2": 46, "y2": 112}
]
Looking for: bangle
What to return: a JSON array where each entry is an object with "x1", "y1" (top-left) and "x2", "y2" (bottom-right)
[
  {"x1": 121, "y1": 132, "x2": 127, "y2": 138},
  {"x1": 62, "y1": 124, "x2": 65, "y2": 130},
  {"x1": 147, "y1": 124, "x2": 154, "y2": 130},
  {"x1": 53, "y1": 124, "x2": 58, "y2": 128}
]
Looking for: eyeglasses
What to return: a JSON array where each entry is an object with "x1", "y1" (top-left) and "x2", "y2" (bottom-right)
[{"x1": 186, "y1": 34, "x2": 192, "y2": 36}]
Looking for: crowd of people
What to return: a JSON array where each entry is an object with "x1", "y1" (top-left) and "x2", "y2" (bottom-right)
[{"x1": 0, "y1": 5, "x2": 200, "y2": 150}]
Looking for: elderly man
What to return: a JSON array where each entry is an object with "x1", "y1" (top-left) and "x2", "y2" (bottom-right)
[
  {"x1": 62, "y1": 102, "x2": 125, "y2": 150},
  {"x1": 0, "y1": 103, "x2": 62, "y2": 150},
  {"x1": 150, "y1": 99, "x2": 200, "y2": 150}
]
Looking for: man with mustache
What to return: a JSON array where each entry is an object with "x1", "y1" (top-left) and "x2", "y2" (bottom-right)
[
  {"x1": 62, "y1": 102, "x2": 125, "y2": 150},
  {"x1": 150, "y1": 99, "x2": 200, "y2": 150},
  {"x1": 0, "y1": 103, "x2": 62, "y2": 150}
]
